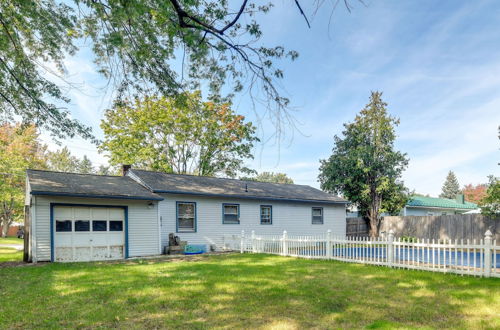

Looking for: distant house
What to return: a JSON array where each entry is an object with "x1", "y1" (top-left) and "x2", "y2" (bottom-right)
[
  {"x1": 403, "y1": 195, "x2": 477, "y2": 216},
  {"x1": 346, "y1": 194, "x2": 478, "y2": 218}
]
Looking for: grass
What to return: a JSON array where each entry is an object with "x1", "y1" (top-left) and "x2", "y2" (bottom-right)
[
  {"x1": 0, "y1": 247, "x2": 23, "y2": 262},
  {"x1": 0, "y1": 237, "x2": 24, "y2": 245},
  {"x1": 0, "y1": 254, "x2": 499, "y2": 329}
]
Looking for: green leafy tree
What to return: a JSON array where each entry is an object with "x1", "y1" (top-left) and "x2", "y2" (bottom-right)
[
  {"x1": 0, "y1": 123, "x2": 47, "y2": 237},
  {"x1": 241, "y1": 172, "x2": 294, "y2": 184},
  {"x1": 47, "y1": 147, "x2": 98, "y2": 174},
  {"x1": 439, "y1": 171, "x2": 461, "y2": 199},
  {"x1": 96, "y1": 165, "x2": 117, "y2": 176},
  {"x1": 100, "y1": 91, "x2": 259, "y2": 177},
  {"x1": 318, "y1": 92, "x2": 409, "y2": 236},
  {"x1": 78, "y1": 155, "x2": 94, "y2": 174},
  {"x1": 481, "y1": 176, "x2": 500, "y2": 217},
  {"x1": 1, "y1": 1, "x2": 354, "y2": 140},
  {"x1": 46, "y1": 147, "x2": 81, "y2": 173}
]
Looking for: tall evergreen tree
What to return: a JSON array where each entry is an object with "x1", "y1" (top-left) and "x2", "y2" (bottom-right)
[
  {"x1": 319, "y1": 92, "x2": 409, "y2": 236},
  {"x1": 439, "y1": 171, "x2": 461, "y2": 199},
  {"x1": 78, "y1": 156, "x2": 94, "y2": 174}
]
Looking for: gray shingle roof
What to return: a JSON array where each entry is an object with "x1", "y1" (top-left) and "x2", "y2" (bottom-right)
[
  {"x1": 27, "y1": 169, "x2": 163, "y2": 200},
  {"x1": 130, "y1": 169, "x2": 347, "y2": 204}
]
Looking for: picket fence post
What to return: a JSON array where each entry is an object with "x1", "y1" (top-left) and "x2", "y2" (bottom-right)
[
  {"x1": 326, "y1": 230, "x2": 332, "y2": 259},
  {"x1": 282, "y1": 230, "x2": 288, "y2": 256},
  {"x1": 387, "y1": 230, "x2": 395, "y2": 267},
  {"x1": 251, "y1": 230, "x2": 256, "y2": 253},
  {"x1": 484, "y1": 230, "x2": 493, "y2": 278},
  {"x1": 240, "y1": 230, "x2": 245, "y2": 253}
]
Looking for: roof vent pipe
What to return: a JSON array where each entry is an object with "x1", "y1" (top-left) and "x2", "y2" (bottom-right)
[{"x1": 122, "y1": 164, "x2": 131, "y2": 176}]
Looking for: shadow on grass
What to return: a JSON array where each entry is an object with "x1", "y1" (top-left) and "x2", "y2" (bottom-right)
[{"x1": 0, "y1": 254, "x2": 498, "y2": 328}]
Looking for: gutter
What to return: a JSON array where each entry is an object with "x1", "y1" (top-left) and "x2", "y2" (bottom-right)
[
  {"x1": 154, "y1": 189, "x2": 349, "y2": 204},
  {"x1": 31, "y1": 191, "x2": 164, "y2": 201},
  {"x1": 406, "y1": 205, "x2": 476, "y2": 210}
]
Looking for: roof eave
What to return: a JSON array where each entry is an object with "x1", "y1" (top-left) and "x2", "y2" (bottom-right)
[
  {"x1": 154, "y1": 190, "x2": 348, "y2": 204},
  {"x1": 31, "y1": 191, "x2": 164, "y2": 201},
  {"x1": 406, "y1": 205, "x2": 475, "y2": 210}
]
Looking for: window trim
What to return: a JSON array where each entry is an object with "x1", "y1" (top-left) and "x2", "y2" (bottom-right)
[
  {"x1": 222, "y1": 203, "x2": 240, "y2": 224},
  {"x1": 92, "y1": 220, "x2": 107, "y2": 232},
  {"x1": 176, "y1": 201, "x2": 197, "y2": 233},
  {"x1": 311, "y1": 207, "x2": 324, "y2": 225},
  {"x1": 74, "y1": 220, "x2": 90, "y2": 232},
  {"x1": 109, "y1": 220, "x2": 124, "y2": 232},
  {"x1": 260, "y1": 205, "x2": 273, "y2": 225},
  {"x1": 55, "y1": 220, "x2": 72, "y2": 232}
]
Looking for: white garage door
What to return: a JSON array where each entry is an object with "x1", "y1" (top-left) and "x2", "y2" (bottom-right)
[{"x1": 53, "y1": 206, "x2": 125, "y2": 262}]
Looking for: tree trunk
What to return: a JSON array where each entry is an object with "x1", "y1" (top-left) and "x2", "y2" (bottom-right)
[
  {"x1": 1, "y1": 220, "x2": 9, "y2": 237},
  {"x1": 368, "y1": 192, "x2": 382, "y2": 237}
]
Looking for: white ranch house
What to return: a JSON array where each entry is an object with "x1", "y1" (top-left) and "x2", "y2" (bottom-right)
[{"x1": 25, "y1": 167, "x2": 348, "y2": 262}]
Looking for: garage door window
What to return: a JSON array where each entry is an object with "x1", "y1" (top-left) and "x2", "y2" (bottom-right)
[
  {"x1": 75, "y1": 220, "x2": 90, "y2": 231},
  {"x1": 56, "y1": 220, "x2": 72, "y2": 232},
  {"x1": 109, "y1": 221, "x2": 123, "y2": 231},
  {"x1": 92, "y1": 220, "x2": 107, "y2": 231}
]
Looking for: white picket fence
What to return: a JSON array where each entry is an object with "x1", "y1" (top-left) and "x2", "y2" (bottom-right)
[{"x1": 222, "y1": 230, "x2": 499, "y2": 278}]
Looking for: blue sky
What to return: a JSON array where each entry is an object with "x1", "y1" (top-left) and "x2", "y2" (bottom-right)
[{"x1": 43, "y1": 0, "x2": 500, "y2": 196}]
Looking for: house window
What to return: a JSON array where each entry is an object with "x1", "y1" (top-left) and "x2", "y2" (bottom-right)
[
  {"x1": 109, "y1": 221, "x2": 123, "y2": 232},
  {"x1": 56, "y1": 220, "x2": 72, "y2": 232},
  {"x1": 312, "y1": 207, "x2": 323, "y2": 224},
  {"x1": 260, "y1": 205, "x2": 272, "y2": 225},
  {"x1": 223, "y1": 204, "x2": 240, "y2": 224},
  {"x1": 177, "y1": 202, "x2": 196, "y2": 232},
  {"x1": 92, "y1": 220, "x2": 107, "y2": 232},
  {"x1": 75, "y1": 220, "x2": 90, "y2": 232}
]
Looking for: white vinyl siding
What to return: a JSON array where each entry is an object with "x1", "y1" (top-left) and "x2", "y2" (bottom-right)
[
  {"x1": 31, "y1": 196, "x2": 160, "y2": 262},
  {"x1": 159, "y1": 193, "x2": 346, "y2": 251}
]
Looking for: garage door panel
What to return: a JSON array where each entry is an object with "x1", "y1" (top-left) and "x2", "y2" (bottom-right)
[
  {"x1": 55, "y1": 207, "x2": 72, "y2": 219},
  {"x1": 107, "y1": 233, "x2": 123, "y2": 245},
  {"x1": 91, "y1": 234, "x2": 108, "y2": 245},
  {"x1": 54, "y1": 206, "x2": 125, "y2": 262},
  {"x1": 55, "y1": 234, "x2": 72, "y2": 246},
  {"x1": 109, "y1": 208, "x2": 124, "y2": 220},
  {"x1": 74, "y1": 207, "x2": 91, "y2": 220},
  {"x1": 73, "y1": 235, "x2": 91, "y2": 246},
  {"x1": 55, "y1": 247, "x2": 72, "y2": 262},
  {"x1": 74, "y1": 247, "x2": 91, "y2": 261},
  {"x1": 92, "y1": 208, "x2": 108, "y2": 219}
]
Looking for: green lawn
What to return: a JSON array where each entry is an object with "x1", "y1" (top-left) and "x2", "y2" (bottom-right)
[
  {"x1": 0, "y1": 237, "x2": 24, "y2": 245},
  {"x1": 0, "y1": 247, "x2": 23, "y2": 262},
  {"x1": 0, "y1": 254, "x2": 498, "y2": 329}
]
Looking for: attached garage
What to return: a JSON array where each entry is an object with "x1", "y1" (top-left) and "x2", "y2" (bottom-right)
[
  {"x1": 25, "y1": 170, "x2": 163, "y2": 262},
  {"x1": 53, "y1": 205, "x2": 126, "y2": 262}
]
